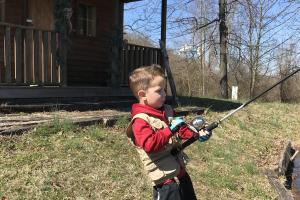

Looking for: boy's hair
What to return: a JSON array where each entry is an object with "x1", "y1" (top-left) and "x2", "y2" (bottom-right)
[{"x1": 129, "y1": 64, "x2": 165, "y2": 98}]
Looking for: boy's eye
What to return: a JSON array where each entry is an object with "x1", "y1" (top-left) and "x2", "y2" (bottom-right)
[{"x1": 155, "y1": 88, "x2": 164, "y2": 94}]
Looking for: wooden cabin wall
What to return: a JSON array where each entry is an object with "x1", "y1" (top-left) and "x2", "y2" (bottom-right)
[
  {"x1": 0, "y1": 0, "x2": 55, "y2": 83},
  {"x1": 0, "y1": 0, "x2": 25, "y2": 82},
  {"x1": 4, "y1": 0, "x2": 26, "y2": 25},
  {"x1": 0, "y1": 0, "x2": 124, "y2": 87},
  {"x1": 67, "y1": 0, "x2": 122, "y2": 86},
  {"x1": 27, "y1": 0, "x2": 54, "y2": 30}
]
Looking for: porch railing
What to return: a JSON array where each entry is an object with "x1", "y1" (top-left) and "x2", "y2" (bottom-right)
[
  {"x1": 0, "y1": 22, "x2": 61, "y2": 85},
  {"x1": 121, "y1": 43, "x2": 162, "y2": 85}
]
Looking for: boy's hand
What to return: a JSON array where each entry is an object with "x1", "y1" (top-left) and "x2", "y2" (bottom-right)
[
  {"x1": 169, "y1": 116, "x2": 186, "y2": 134},
  {"x1": 198, "y1": 129, "x2": 212, "y2": 142}
]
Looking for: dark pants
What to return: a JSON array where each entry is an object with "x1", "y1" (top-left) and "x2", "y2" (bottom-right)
[{"x1": 153, "y1": 173, "x2": 197, "y2": 200}]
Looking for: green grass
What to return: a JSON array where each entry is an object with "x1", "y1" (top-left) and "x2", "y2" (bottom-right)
[{"x1": 1, "y1": 102, "x2": 300, "y2": 199}]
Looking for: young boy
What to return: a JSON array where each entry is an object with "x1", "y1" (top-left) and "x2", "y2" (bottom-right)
[{"x1": 126, "y1": 64, "x2": 211, "y2": 200}]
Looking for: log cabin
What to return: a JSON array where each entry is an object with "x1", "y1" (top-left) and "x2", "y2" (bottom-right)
[{"x1": 0, "y1": 0, "x2": 170, "y2": 101}]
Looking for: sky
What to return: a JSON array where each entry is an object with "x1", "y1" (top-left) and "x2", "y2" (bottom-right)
[
  {"x1": 124, "y1": 0, "x2": 300, "y2": 61},
  {"x1": 124, "y1": 0, "x2": 209, "y2": 49}
]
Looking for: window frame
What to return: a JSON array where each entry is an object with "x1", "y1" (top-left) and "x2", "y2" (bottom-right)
[
  {"x1": 77, "y1": 3, "x2": 97, "y2": 38},
  {"x1": 0, "y1": 0, "x2": 5, "y2": 22}
]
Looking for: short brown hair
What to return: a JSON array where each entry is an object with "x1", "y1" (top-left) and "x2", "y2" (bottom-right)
[{"x1": 129, "y1": 64, "x2": 165, "y2": 98}]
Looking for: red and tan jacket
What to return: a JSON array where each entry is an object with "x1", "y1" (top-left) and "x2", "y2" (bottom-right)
[{"x1": 126, "y1": 104, "x2": 194, "y2": 186}]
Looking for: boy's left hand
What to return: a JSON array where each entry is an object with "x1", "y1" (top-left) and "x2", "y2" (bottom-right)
[{"x1": 169, "y1": 116, "x2": 186, "y2": 134}]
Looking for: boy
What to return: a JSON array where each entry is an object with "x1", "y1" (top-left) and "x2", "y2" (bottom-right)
[{"x1": 126, "y1": 64, "x2": 211, "y2": 200}]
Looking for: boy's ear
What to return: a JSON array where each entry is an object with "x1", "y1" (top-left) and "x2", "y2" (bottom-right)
[{"x1": 137, "y1": 89, "x2": 146, "y2": 100}]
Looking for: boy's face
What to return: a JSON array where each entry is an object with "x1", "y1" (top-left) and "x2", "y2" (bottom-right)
[{"x1": 138, "y1": 76, "x2": 166, "y2": 109}]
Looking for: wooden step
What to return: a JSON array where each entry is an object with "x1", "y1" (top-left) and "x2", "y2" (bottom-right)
[{"x1": 0, "y1": 99, "x2": 136, "y2": 113}]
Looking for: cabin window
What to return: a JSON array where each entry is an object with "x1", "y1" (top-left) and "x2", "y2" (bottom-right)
[
  {"x1": 0, "y1": 0, "x2": 5, "y2": 22},
  {"x1": 78, "y1": 4, "x2": 96, "y2": 37}
]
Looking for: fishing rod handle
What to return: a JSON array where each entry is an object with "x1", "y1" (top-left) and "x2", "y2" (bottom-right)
[
  {"x1": 172, "y1": 121, "x2": 219, "y2": 154},
  {"x1": 181, "y1": 122, "x2": 218, "y2": 150},
  {"x1": 205, "y1": 121, "x2": 219, "y2": 132},
  {"x1": 181, "y1": 133, "x2": 198, "y2": 149}
]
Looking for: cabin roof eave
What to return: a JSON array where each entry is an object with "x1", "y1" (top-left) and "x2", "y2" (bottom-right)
[{"x1": 123, "y1": 0, "x2": 143, "y2": 3}]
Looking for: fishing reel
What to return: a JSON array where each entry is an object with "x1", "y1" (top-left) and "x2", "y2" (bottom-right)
[
  {"x1": 189, "y1": 116, "x2": 206, "y2": 131},
  {"x1": 170, "y1": 115, "x2": 207, "y2": 133},
  {"x1": 170, "y1": 115, "x2": 210, "y2": 155}
]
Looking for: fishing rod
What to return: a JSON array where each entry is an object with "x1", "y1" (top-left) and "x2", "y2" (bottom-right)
[{"x1": 181, "y1": 66, "x2": 300, "y2": 150}]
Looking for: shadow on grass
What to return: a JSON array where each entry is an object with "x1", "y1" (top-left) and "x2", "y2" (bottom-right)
[
  {"x1": 0, "y1": 96, "x2": 242, "y2": 114},
  {"x1": 177, "y1": 96, "x2": 242, "y2": 112}
]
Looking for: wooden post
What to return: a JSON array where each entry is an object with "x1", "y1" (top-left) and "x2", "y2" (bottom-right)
[
  {"x1": 15, "y1": 28, "x2": 23, "y2": 83},
  {"x1": 153, "y1": 49, "x2": 158, "y2": 64},
  {"x1": 110, "y1": 1, "x2": 122, "y2": 88},
  {"x1": 140, "y1": 47, "x2": 144, "y2": 67},
  {"x1": 160, "y1": 40, "x2": 179, "y2": 105},
  {"x1": 149, "y1": 48, "x2": 154, "y2": 65},
  {"x1": 123, "y1": 42, "x2": 129, "y2": 85},
  {"x1": 134, "y1": 46, "x2": 139, "y2": 68},
  {"x1": 25, "y1": 29, "x2": 33, "y2": 84},
  {"x1": 60, "y1": 32, "x2": 67, "y2": 86},
  {"x1": 51, "y1": 32, "x2": 58, "y2": 84},
  {"x1": 43, "y1": 31, "x2": 49, "y2": 83},
  {"x1": 160, "y1": 0, "x2": 179, "y2": 105},
  {"x1": 161, "y1": 0, "x2": 167, "y2": 45},
  {"x1": 138, "y1": 46, "x2": 142, "y2": 66},
  {"x1": 34, "y1": 30, "x2": 41, "y2": 84},
  {"x1": 129, "y1": 45, "x2": 134, "y2": 72},
  {"x1": 4, "y1": 26, "x2": 12, "y2": 83}
]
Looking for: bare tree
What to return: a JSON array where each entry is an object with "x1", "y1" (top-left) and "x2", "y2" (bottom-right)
[
  {"x1": 219, "y1": 0, "x2": 229, "y2": 98},
  {"x1": 228, "y1": 0, "x2": 300, "y2": 98},
  {"x1": 276, "y1": 43, "x2": 300, "y2": 102},
  {"x1": 124, "y1": 0, "x2": 300, "y2": 101}
]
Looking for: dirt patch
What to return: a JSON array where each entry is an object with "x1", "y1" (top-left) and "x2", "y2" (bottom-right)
[
  {"x1": 0, "y1": 106, "x2": 204, "y2": 135},
  {"x1": 0, "y1": 109, "x2": 129, "y2": 134},
  {"x1": 256, "y1": 139, "x2": 287, "y2": 169}
]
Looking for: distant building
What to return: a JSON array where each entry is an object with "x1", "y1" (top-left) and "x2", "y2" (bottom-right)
[{"x1": 178, "y1": 44, "x2": 200, "y2": 58}]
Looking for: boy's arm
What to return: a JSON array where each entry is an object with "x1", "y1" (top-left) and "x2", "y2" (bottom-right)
[
  {"x1": 177, "y1": 121, "x2": 212, "y2": 142},
  {"x1": 132, "y1": 118, "x2": 173, "y2": 153},
  {"x1": 178, "y1": 125, "x2": 195, "y2": 140}
]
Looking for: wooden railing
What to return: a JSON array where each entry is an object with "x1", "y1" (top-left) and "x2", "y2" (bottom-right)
[
  {"x1": 121, "y1": 43, "x2": 162, "y2": 85},
  {"x1": 0, "y1": 22, "x2": 61, "y2": 85}
]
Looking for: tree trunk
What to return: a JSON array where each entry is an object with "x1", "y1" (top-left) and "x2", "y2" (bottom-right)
[
  {"x1": 185, "y1": 62, "x2": 191, "y2": 97},
  {"x1": 280, "y1": 72, "x2": 288, "y2": 102},
  {"x1": 249, "y1": 67, "x2": 256, "y2": 98},
  {"x1": 219, "y1": 0, "x2": 228, "y2": 98}
]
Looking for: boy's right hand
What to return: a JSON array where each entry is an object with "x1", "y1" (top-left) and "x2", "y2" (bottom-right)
[
  {"x1": 169, "y1": 117, "x2": 186, "y2": 134},
  {"x1": 198, "y1": 129, "x2": 212, "y2": 142}
]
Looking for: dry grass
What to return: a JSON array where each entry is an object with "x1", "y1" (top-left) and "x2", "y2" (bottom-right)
[{"x1": 1, "y1": 102, "x2": 300, "y2": 199}]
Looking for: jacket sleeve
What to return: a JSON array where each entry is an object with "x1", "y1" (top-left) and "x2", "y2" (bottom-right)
[
  {"x1": 132, "y1": 118, "x2": 173, "y2": 153},
  {"x1": 178, "y1": 125, "x2": 195, "y2": 139}
]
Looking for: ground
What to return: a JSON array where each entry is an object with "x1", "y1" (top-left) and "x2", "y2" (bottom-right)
[
  {"x1": 1, "y1": 100, "x2": 300, "y2": 199},
  {"x1": 0, "y1": 109, "x2": 129, "y2": 135}
]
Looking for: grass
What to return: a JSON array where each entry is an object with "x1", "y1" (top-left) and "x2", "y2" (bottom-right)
[{"x1": 1, "y1": 102, "x2": 300, "y2": 199}]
